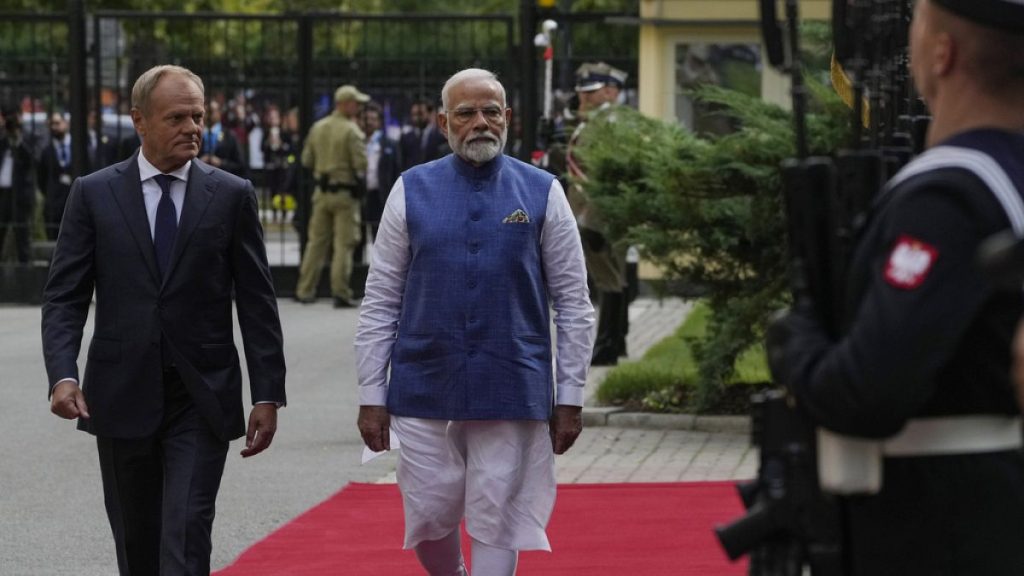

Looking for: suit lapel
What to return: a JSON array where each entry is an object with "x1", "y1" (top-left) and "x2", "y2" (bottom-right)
[
  {"x1": 163, "y1": 159, "x2": 216, "y2": 285},
  {"x1": 108, "y1": 152, "x2": 161, "y2": 285}
]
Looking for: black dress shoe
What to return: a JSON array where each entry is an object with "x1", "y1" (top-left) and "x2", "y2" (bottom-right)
[{"x1": 333, "y1": 296, "x2": 355, "y2": 308}]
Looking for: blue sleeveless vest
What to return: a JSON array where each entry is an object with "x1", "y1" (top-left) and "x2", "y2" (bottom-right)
[{"x1": 388, "y1": 153, "x2": 557, "y2": 421}]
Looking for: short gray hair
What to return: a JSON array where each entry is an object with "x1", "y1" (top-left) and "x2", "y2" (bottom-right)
[
  {"x1": 440, "y1": 68, "x2": 506, "y2": 111},
  {"x1": 131, "y1": 65, "x2": 204, "y2": 114}
]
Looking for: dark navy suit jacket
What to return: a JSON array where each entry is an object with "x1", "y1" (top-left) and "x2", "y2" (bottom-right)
[{"x1": 42, "y1": 152, "x2": 286, "y2": 441}]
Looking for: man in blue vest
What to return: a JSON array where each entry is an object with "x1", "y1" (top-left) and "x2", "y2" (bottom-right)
[{"x1": 355, "y1": 68, "x2": 595, "y2": 576}]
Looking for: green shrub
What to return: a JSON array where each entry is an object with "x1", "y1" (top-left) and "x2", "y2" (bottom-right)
[{"x1": 595, "y1": 301, "x2": 772, "y2": 413}]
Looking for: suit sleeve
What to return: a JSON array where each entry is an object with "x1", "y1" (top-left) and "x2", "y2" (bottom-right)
[
  {"x1": 230, "y1": 181, "x2": 287, "y2": 405},
  {"x1": 41, "y1": 178, "x2": 95, "y2": 394}
]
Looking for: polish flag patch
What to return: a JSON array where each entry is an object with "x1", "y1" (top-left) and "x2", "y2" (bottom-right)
[{"x1": 884, "y1": 234, "x2": 938, "y2": 290}]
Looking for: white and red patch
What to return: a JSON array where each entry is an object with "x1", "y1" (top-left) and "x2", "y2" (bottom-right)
[{"x1": 884, "y1": 234, "x2": 939, "y2": 290}]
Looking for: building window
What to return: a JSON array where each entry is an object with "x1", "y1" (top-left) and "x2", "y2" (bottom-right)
[{"x1": 675, "y1": 43, "x2": 761, "y2": 134}]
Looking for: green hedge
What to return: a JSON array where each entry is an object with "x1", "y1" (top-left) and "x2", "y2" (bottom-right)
[{"x1": 595, "y1": 301, "x2": 772, "y2": 414}]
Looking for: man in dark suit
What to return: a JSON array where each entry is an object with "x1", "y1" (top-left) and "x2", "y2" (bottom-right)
[
  {"x1": 399, "y1": 99, "x2": 448, "y2": 170},
  {"x1": 0, "y1": 104, "x2": 36, "y2": 263},
  {"x1": 360, "y1": 103, "x2": 401, "y2": 239},
  {"x1": 200, "y1": 100, "x2": 248, "y2": 179},
  {"x1": 87, "y1": 109, "x2": 118, "y2": 173},
  {"x1": 37, "y1": 111, "x2": 73, "y2": 240},
  {"x1": 42, "y1": 65, "x2": 286, "y2": 576}
]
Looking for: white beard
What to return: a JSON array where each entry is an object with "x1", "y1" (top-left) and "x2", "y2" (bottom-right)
[{"x1": 452, "y1": 129, "x2": 506, "y2": 164}]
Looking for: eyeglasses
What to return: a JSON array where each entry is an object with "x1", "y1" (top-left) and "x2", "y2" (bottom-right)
[{"x1": 447, "y1": 106, "x2": 506, "y2": 124}]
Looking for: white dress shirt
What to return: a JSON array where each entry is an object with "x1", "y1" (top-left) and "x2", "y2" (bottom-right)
[
  {"x1": 137, "y1": 151, "x2": 189, "y2": 237},
  {"x1": 355, "y1": 174, "x2": 596, "y2": 408}
]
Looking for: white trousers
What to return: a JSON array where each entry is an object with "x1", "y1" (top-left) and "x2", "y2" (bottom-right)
[{"x1": 390, "y1": 416, "x2": 556, "y2": 552}]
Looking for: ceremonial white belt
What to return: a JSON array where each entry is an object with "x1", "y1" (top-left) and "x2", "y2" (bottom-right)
[
  {"x1": 882, "y1": 415, "x2": 1023, "y2": 456},
  {"x1": 818, "y1": 415, "x2": 1023, "y2": 495}
]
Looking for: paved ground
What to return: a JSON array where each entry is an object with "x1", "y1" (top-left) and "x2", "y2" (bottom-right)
[{"x1": 0, "y1": 296, "x2": 755, "y2": 575}]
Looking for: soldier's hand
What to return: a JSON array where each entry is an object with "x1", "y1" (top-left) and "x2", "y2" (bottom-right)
[
  {"x1": 550, "y1": 405, "x2": 583, "y2": 455},
  {"x1": 358, "y1": 405, "x2": 390, "y2": 452},
  {"x1": 765, "y1": 302, "x2": 831, "y2": 393}
]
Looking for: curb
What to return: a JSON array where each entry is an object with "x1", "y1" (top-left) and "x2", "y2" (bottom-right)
[{"x1": 582, "y1": 406, "x2": 751, "y2": 435}]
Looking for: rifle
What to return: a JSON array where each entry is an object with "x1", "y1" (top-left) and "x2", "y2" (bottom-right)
[{"x1": 715, "y1": 2, "x2": 921, "y2": 574}]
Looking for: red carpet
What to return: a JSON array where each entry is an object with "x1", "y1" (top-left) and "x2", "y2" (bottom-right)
[{"x1": 215, "y1": 482, "x2": 748, "y2": 575}]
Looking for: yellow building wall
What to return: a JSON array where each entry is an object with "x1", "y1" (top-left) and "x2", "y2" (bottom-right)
[{"x1": 639, "y1": 0, "x2": 832, "y2": 120}]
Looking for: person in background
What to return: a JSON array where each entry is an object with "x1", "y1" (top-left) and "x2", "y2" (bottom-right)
[
  {"x1": 87, "y1": 109, "x2": 117, "y2": 173},
  {"x1": 565, "y1": 61, "x2": 630, "y2": 366},
  {"x1": 201, "y1": 100, "x2": 248, "y2": 179},
  {"x1": 400, "y1": 99, "x2": 447, "y2": 170},
  {"x1": 262, "y1": 106, "x2": 296, "y2": 223},
  {"x1": 356, "y1": 68, "x2": 595, "y2": 576},
  {"x1": 37, "y1": 111, "x2": 73, "y2": 240},
  {"x1": 294, "y1": 84, "x2": 368, "y2": 308},
  {"x1": 360, "y1": 102, "x2": 402, "y2": 241},
  {"x1": 0, "y1": 104, "x2": 36, "y2": 263}
]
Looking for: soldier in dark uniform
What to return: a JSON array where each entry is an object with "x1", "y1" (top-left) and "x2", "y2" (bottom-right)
[
  {"x1": 566, "y1": 62, "x2": 630, "y2": 366},
  {"x1": 769, "y1": 1, "x2": 1024, "y2": 574}
]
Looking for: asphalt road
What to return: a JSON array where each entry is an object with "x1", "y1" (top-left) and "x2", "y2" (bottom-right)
[{"x1": 0, "y1": 300, "x2": 397, "y2": 575}]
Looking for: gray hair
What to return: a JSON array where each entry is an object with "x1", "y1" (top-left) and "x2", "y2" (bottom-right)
[
  {"x1": 440, "y1": 68, "x2": 506, "y2": 111},
  {"x1": 131, "y1": 65, "x2": 205, "y2": 114}
]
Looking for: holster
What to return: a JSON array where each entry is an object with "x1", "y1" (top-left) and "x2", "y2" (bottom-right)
[{"x1": 318, "y1": 174, "x2": 363, "y2": 199}]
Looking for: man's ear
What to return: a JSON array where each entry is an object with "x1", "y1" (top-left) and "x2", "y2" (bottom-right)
[
  {"x1": 437, "y1": 110, "x2": 448, "y2": 139},
  {"x1": 933, "y1": 32, "x2": 957, "y2": 77},
  {"x1": 130, "y1": 108, "x2": 145, "y2": 138}
]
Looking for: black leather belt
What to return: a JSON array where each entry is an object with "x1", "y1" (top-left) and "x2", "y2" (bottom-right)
[{"x1": 318, "y1": 175, "x2": 358, "y2": 194}]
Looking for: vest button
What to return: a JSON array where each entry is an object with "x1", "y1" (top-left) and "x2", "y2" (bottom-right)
[
  {"x1": 471, "y1": 214, "x2": 480, "y2": 221},
  {"x1": 473, "y1": 183, "x2": 483, "y2": 191}
]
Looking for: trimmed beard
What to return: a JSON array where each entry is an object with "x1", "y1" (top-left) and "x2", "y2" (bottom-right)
[{"x1": 451, "y1": 127, "x2": 506, "y2": 164}]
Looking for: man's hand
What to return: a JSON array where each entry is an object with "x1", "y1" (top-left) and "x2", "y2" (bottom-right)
[
  {"x1": 241, "y1": 404, "x2": 278, "y2": 458},
  {"x1": 358, "y1": 405, "x2": 390, "y2": 452},
  {"x1": 550, "y1": 404, "x2": 583, "y2": 455},
  {"x1": 50, "y1": 380, "x2": 90, "y2": 420}
]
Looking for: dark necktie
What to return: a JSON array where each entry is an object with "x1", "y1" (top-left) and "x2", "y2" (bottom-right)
[{"x1": 153, "y1": 174, "x2": 178, "y2": 279}]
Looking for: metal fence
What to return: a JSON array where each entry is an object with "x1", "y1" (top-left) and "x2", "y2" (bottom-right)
[{"x1": 0, "y1": 6, "x2": 637, "y2": 265}]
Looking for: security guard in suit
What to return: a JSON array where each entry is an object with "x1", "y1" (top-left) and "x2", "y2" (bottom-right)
[
  {"x1": 769, "y1": 1, "x2": 1024, "y2": 574},
  {"x1": 566, "y1": 62, "x2": 630, "y2": 366}
]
